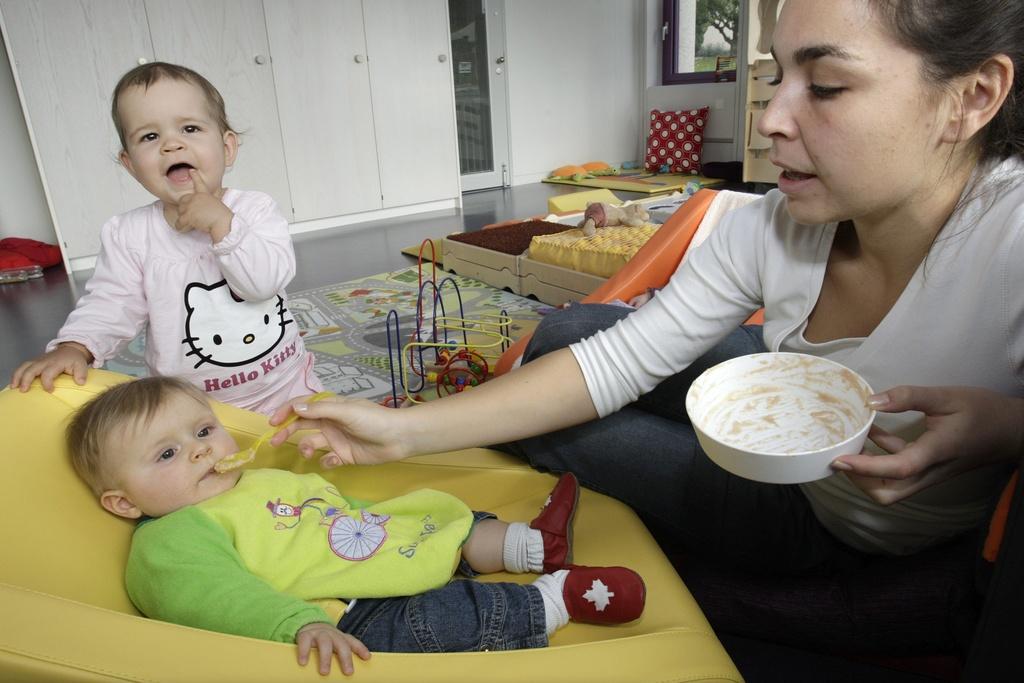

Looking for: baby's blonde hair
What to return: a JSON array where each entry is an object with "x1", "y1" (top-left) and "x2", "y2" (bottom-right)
[
  {"x1": 66, "y1": 376, "x2": 209, "y2": 494},
  {"x1": 110, "y1": 61, "x2": 234, "y2": 151}
]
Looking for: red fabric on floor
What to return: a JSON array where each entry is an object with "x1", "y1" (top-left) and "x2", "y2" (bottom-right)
[
  {"x1": 0, "y1": 237, "x2": 61, "y2": 268},
  {"x1": 0, "y1": 249, "x2": 35, "y2": 270}
]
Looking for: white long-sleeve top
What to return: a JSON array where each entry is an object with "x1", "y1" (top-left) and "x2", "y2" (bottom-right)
[
  {"x1": 49, "y1": 189, "x2": 319, "y2": 414},
  {"x1": 571, "y1": 157, "x2": 1024, "y2": 555}
]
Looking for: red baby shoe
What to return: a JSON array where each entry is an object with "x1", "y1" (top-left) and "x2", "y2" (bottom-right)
[
  {"x1": 563, "y1": 565, "x2": 646, "y2": 624},
  {"x1": 530, "y1": 472, "x2": 580, "y2": 572}
]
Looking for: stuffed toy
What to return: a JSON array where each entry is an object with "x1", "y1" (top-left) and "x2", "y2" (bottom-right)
[
  {"x1": 578, "y1": 202, "x2": 650, "y2": 237},
  {"x1": 548, "y1": 161, "x2": 621, "y2": 181}
]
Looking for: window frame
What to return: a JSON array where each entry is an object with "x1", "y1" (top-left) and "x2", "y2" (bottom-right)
[{"x1": 661, "y1": 0, "x2": 739, "y2": 85}]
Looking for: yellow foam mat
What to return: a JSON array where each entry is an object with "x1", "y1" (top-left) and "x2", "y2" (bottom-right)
[
  {"x1": 401, "y1": 238, "x2": 443, "y2": 263},
  {"x1": 544, "y1": 173, "x2": 723, "y2": 194},
  {"x1": 0, "y1": 370, "x2": 741, "y2": 683},
  {"x1": 547, "y1": 188, "x2": 621, "y2": 214},
  {"x1": 529, "y1": 223, "x2": 660, "y2": 278}
]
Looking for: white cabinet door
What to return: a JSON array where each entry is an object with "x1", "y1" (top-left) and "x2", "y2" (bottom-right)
[
  {"x1": 0, "y1": 0, "x2": 155, "y2": 261},
  {"x1": 263, "y1": 0, "x2": 382, "y2": 221},
  {"x1": 363, "y1": 0, "x2": 460, "y2": 208},
  {"x1": 144, "y1": 0, "x2": 293, "y2": 216}
]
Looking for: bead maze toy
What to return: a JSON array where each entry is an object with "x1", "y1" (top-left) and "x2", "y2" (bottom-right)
[{"x1": 383, "y1": 240, "x2": 514, "y2": 406}]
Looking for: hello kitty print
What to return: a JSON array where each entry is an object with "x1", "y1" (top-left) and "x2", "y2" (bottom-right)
[{"x1": 181, "y1": 279, "x2": 294, "y2": 369}]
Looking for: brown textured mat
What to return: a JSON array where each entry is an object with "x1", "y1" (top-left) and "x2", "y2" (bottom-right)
[{"x1": 446, "y1": 220, "x2": 575, "y2": 255}]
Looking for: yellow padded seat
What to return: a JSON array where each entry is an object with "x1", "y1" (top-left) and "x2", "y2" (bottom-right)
[
  {"x1": 529, "y1": 223, "x2": 661, "y2": 278},
  {"x1": 0, "y1": 370, "x2": 741, "y2": 682}
]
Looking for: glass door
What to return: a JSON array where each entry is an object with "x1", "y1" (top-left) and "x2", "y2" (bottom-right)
[{"x1": 449, "y1": 0, "x2": 510, "y2": 191}]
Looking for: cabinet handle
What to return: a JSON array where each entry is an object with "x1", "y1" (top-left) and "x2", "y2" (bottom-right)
[
  {"x1": 438, "y1": 54, "x2": 448, "y2": 63},
  {"x1": 354, "y1": 54, "x2": 366, "y2": 63},
  {"x1": 254, "y1": 54, "x2": 268, "y2": 65},
  {"x1": 495, "y1": 56, "x2": 505, "y2": 64}
]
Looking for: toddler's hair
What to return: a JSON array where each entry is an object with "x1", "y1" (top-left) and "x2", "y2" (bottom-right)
[
  {"x1": 110, "y1": 62, "x2": 234, "y2": 150},
  {"x1": 67, "y1": 376, "x2": 210, "y2": 493}
]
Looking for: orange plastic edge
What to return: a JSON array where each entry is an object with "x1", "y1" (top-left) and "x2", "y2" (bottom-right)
[
  {"x1": 495, "y1": 189, "x2": 721, "y2": 376},
  {"x1": 983, "y1": 470, "x2": 1019, "y2": 563}
]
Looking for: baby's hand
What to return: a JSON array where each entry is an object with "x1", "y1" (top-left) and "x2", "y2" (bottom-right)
[
  {"x1": 627, "y1": 289, "x2": 656, "y2": 308},
  {"x1": 295, "y1": 622, "x2": 371, "y2": 676},
  {"x1": 175, "y1": 170, "x2": 233, "y2": 242},
  {"x1": 10, "y1": 342, "x2": 92, "y2": 392}
]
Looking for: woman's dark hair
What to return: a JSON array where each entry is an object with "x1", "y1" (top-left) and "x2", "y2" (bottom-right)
[{"x1": 870, "y1": 0, "x2": 1023, "y2": 163}]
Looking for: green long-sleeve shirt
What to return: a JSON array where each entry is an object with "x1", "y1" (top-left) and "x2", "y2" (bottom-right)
[{"x1": 126, "y1": 469, "x2": 474, "y2": 642}]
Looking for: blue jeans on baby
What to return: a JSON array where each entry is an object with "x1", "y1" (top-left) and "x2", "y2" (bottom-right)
[
  {"x1": 337, "y1": 511, "x2": 549, "y2": 652},
  {"x1": 494, "y1": 303, "x2": 867, "y2": 575},
  {"x1": 338, "y1": 579, "x2": 547, "y2": 652}
]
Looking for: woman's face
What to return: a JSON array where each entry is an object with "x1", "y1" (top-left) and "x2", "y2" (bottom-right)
[{"x1": 758, "y1": 0, "x2": 956, "y2": 226}]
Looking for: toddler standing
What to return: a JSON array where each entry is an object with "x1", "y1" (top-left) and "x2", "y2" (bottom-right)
[{"x1": 10, "y1": 62, "x2": 319, "y2": 414}]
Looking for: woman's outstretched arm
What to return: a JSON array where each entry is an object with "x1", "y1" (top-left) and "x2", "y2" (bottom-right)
[{"x1": 268, "y1": 347, "x2": 598, "y2": 466}]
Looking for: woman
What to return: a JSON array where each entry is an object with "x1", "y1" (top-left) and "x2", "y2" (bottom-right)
[{"x1": 272, "y1": 0, "x2": 1023, "y2": 573}]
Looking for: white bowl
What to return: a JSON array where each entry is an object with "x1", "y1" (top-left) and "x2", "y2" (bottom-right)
[{"x1": 685, "y1": 353, "x2": 875, "y2": 484}]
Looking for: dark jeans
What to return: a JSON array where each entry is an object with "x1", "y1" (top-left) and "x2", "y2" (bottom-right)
[
  {"x1": 337, "y1": 510, "x2": 548, "y2": 653},
  {"x1": 338, "y1": 580, "x2": 547, "y2": 652},
  {"x1": 496, "y1": 303, "x2": 866, "y2": 575}
]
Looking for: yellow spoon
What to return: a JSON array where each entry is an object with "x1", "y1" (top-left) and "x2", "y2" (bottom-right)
[{"x1": 214, "y1": 391, "x2": 334, "y2": 473}]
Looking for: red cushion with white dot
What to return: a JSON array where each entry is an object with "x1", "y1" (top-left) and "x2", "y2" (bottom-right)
[{"x1": 644, "y1": 107, "x2": 709, "y2": 175}]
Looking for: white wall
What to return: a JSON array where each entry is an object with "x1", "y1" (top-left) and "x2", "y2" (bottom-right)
[
  {"x1": 0, "y1": 31, "x2": 54, "y2": 243},
  {"x1": 0, "y1": 0, "x2": 747, "y2": 231},
  {"x1": 640, "y1": 0, "x2": 747, "y2": 164},
  {"x1": 504, "y1": 0, "x2": 644, "y2": 185},
  {"x1": 644, "y1": 83, "x2": 738, "y2": 164}
]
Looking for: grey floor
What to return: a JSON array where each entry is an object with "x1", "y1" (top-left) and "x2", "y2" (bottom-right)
[{"x1": 0, "y1": 182, "x2": 646, "y2": 384}]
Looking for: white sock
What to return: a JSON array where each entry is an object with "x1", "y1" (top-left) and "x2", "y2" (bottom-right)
[
  {"x1": 502, "y1": 522, "x2": 545, "y2": 573},
  {"x1": 532, "y1": 570, "x2": 570, "y2": 636}
]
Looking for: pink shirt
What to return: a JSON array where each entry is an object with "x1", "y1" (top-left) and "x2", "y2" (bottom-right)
[{"x1": 49, "y1": 189, "x2": 320, "y2": 414}]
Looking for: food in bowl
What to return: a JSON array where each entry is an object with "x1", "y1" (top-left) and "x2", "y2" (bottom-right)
[{"x1": 685, "y1": 353, "x2": 875, "y2": 484}]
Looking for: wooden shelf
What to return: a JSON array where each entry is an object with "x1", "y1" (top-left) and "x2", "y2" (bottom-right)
[{"x1": 743, "y1": 59, "x2": 779, "y2": 184}]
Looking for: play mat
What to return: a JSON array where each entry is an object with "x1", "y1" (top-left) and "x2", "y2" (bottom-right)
[{"x1": 107, "y1": 266, "x2": 549, "y2": 403}]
